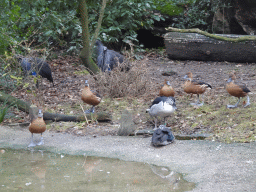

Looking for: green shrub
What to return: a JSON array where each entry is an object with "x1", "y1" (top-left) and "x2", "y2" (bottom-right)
[
  {"x1": 88, "y1": 0, "x2": 164, "y2": 46},
  {"x1": 153, "y1": 0, "x2": 185, "y2": 16},
  {"x1": 172, "y1": 0, "x2": 222, "y2": 32},
  {"x1": 1, "y1": 0, "x2": 164, "y2": 53},
  {"x1": 0, "y1": 104, "x2": 11, "y2": 123}
]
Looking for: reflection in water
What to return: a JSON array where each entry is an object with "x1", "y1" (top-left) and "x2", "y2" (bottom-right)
[
  {"x1": 0, "y1": 148, "x2": 195, "y2": 191},
  {"x1": 30, "y1": 150, "x2": 46, "y2": 190}
]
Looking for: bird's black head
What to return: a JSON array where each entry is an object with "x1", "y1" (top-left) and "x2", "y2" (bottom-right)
[{"x1": 14, "y1": 54, "x2": 24, "y2": 62}]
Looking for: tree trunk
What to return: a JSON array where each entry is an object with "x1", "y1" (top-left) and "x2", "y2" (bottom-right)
[
  {"x1": 164, "y1": 30, "x2": 256, "y2": 63},
  {"x1": 0, "y1": 91, "x2": 30, "y2": 113},
  {"x1": 78, "y1": 0, "x2": 99, "y2": 74},
  {"x1": 90, "y1": 0, "x2": 107, "y2": 52}
]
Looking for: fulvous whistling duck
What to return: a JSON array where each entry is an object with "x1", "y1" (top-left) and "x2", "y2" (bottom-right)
[
  {"x1": 81, "y1": 80, "x2": 101, "y2": 113},
  {"x1": 28, "y1": 109, "x2": 46, "y2": 147},
  {"x1": 147, "y1": 96, "x2": 177, "y2": 130},
  {"x1": 159, "y1": 80, "x2": 175, "y2": 97},
  {"x1": 226, "y1": 73, "x2": 251, "y2": 108},
  {"x1": 183, "y1": 72, "x2": 212, "y2": 106}
]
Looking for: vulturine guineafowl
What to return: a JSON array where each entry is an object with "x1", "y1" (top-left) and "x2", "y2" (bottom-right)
[
  {"x1": 95, "y1": 40, "x2": 129, "y2": 72},
  {"x1": 16, "y1": 55, "x2": 54, "y2": 86}
]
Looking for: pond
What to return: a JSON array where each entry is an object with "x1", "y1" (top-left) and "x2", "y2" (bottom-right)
[{"x1": 0, "y1": 148, "x2": 195, "y2": 191}]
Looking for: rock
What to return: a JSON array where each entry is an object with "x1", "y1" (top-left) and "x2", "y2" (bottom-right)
[
  {"x1": 117, "y1": 110, "x2": 136, "y2": 136},
  {"x1": 151, "y1": 127, "x2": 175, "y2": 147}
]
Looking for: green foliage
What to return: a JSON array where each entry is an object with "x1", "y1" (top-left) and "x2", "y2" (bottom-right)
[
  {"x1": 0, "y1": 103, "x2": 11, "y2": 123},
  {"x1": 1, "y1": 0, "x2": 80, "y2": 53},
  {"x1": 89, "y1": 0, "x2": 163, "y2": 45},
  {"x1": 1, "y1": 0, "x2": 164, "y2": 54},
  {"x1": 171, "y1": 0, "x2": 221, "y2": 32},
  {"x1": 0, "y1": 56, "x2": 16, "y2": 122},
  {"x1": 153, "y1": 0, "x2": 184, "y2": 16},
  {"x1": 0, "y1": 57, "x2": 17, "y2": 91},
  {"x1": 0, "y1": 0, "x2": 19, "y2": 54}
]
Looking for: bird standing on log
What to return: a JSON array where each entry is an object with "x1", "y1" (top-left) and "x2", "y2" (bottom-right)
[
  {"x1": 159, "y1": 80, "x2": 175, "y2": 97},
  {"x1": 16, "y1": 55, "x2": 54, "y2": 87},
  {"x1": 183, "y1": 72, "x2": 212, "y2": 106},
  {"x1": 81, "y1": 80, "x2": 101, "y2": 113},
  {"x1": 28, "y1": 109, "x2": 46, "y2": 147},
  {"x1": 147, "y1": 96, "x2": 177, "y2": 130},
  {"x1": 226, "y1": 73, "x2": 250, "y2": 108}
]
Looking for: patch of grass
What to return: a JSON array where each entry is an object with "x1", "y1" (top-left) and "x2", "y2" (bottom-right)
[
  {"x1": 0, "y1": 106, "x2": 10, "y2": 123},
  {"x1": 169, "y1": 92, "x2": 256, "y2": 143},
  {"x1": 99, "y1": 97, "x2": 144, "y2": 122},
  {"x1": 74, "y1": 70, "x2": 89, "y2": 75}
]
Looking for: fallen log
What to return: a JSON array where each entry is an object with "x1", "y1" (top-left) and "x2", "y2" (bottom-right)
[
  {"x1": 133, "y1": 129, "x2": 211, "y2": 140},
  {"x1": 166, "y1": 27, "x2": 256, "y2": 42},
  {"x1": 0, "y1": 91, "x2": 112, "y2": 122},
  {"x1": 0, "y1": 91, "x2": 30, "y2": 113},
  {"x1": 164, "y1": 28, "x2": 256, "y2": 63},
  {"x1": 43, "y1": 111, "x2": 111, "y2": 122}
]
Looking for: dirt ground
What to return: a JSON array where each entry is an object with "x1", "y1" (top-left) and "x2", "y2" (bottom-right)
[{"x1": 4, "y1": 52, "x2": 256, "y2": 142}]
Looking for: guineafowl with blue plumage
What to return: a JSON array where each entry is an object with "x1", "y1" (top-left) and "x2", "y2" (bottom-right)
[
  {"x1": 95, "y1": 40, "x2": 129, "y2": 72},
  {"x1": 16, "y1": 55, "x2": 54, "y2": 86}
]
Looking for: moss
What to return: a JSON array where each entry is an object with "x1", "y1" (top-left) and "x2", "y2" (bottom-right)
[
  {"x1": 167, "y1": 27, "x2": 256, "y2": 42},
  {"x1": 191, "y1": 122, "x2": 198, "y2": 128},
  {"x1": 74, "y1": 70, "x2": 90, "y2": 75}
]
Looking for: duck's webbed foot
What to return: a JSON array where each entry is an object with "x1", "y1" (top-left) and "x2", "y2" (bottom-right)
[
  {"x1": 37, "y1": 136, "x2": 44, "y2": 146},
  {"x1": 190, "y1": 95, "x2": 204, "y2": 106},
  {"x1": 191, "y1": 102, "x2": 204, "y2": 106},
  {"x1": 244, "y1": 96, "x2": 250, "y2": 107},
  {"x1": 227, "y1": 98, "x2": 240, "y2": 108},
  {"x1": 28, "y1": 141, "x2": 37, "y2": 148},
  {"x1": 227, "y1": 104, "x2": 237, "y2": 108},
  {"x1": 28, "y1": 134, "x2": 36, "y2": 147}
]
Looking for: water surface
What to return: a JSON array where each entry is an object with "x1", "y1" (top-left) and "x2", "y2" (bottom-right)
[{"x1": 0, "y1": 149, "x2": 195, "y2": 191}]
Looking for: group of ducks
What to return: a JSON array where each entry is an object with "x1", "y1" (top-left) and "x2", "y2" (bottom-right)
[
  {"x1": 26, "y1": 68, "x2": 251, "y2": 147},
  {"x1": 147, "y1": 72, "x2": 251, "y2": 130}
]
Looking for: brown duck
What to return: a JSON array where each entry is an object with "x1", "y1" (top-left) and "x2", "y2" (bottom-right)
[
  {"x1": 183, "y1": 72, "x2": 212, "y2": 106},
  {"x1": 226, "y1": 73, "x2": 250, "y2": 108},
  {"x1": 81, "y1": 80, "x2": 101, "y2": 113},
  {"x1": 159, "y1": 80, "x2": 175, "y2": 97},
  {"x1": 28, "y1": 109, "x2": 46, "y2": 147}
]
